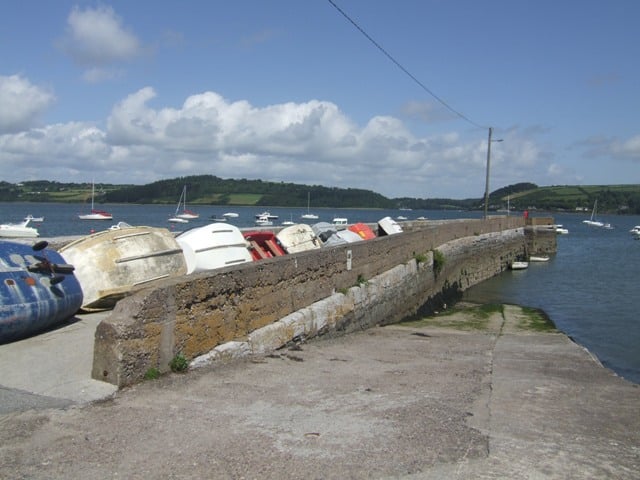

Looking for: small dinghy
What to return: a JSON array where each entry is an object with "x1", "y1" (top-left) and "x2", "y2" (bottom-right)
[
  {"x1": 276, "y1": 224, "x2": 322, "y2": 253},
  {"x1": 59, "y1": 224, "x2": 187, "y2": 310},
  {"x1": 378, "y1": 216, "x2": 403, "y2": 235},
  {"x1": 1, "y1": 240, "x2": 83, "y2": 343},
  {"x1": 176, "y1": 223, "x2": 253, "y2": 274}
]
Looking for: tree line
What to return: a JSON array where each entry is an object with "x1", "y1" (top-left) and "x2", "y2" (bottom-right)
[{"x1": 2, "y1": 177, "x2": 639, "y2": 213}]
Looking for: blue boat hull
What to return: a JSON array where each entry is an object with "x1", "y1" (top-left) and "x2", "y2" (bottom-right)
[{"x1": 0, "y1": 241, "x2": 83, "y2": 344}]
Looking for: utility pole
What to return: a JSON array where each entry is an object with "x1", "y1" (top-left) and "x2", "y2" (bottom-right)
[{"x1": 483, "y1": 127, "x2": 503, "y2": 219}]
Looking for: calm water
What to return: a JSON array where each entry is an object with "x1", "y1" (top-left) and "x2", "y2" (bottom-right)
[
  {"x1": 464, "y1": 211, "x2": 640, "y2": 384},
  {"x1": 3, "y1": 203, "x2": 639, "y2": 384}
]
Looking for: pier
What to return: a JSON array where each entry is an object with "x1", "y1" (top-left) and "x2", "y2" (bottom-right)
[{"x1": 1, "y1": 302, "x2": 638, "y2": 478}]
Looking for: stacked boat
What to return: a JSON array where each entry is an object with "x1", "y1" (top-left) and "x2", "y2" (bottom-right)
[
  {"x1": 59, "y1": 222, "x2": 187, "y2": 311},
  {"x1": 1, "y1": 240, "x2": 83, "y2": 343},
  {"x1": 0, "y1": 215, "x2": 407, "y2": 342}
]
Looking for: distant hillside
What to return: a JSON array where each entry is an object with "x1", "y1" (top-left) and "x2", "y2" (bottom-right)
[
  {"x1": 1, "y1": 178, "x2": 639, "y2": 214},
  {"x1": 490, "y1": 184, "x2": 640, "y2": 214},
  {"x1": 103, "y1": 175, "x2": 395, "y2": 209}
]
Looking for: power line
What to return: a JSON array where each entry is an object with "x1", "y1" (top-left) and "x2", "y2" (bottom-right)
[{"x1": 326, "y1": 0, "x2": 487, "y2": 130}]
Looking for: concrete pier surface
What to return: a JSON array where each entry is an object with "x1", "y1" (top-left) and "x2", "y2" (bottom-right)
[{"x1": 1, "y1": 304, "x2": 638, "y2": 479}]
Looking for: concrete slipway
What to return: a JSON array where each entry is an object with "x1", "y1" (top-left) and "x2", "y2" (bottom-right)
[{"x1": 0, "y1": 304, "x2": 638, "y2": 479}]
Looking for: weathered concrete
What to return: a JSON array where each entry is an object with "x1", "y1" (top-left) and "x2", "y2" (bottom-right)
[
  {"x1": 0, "y1": 312, "x2": 117, "y2": 414},
  {"x1": 1, "y1": 304, "x2": 637, "y2": 479},
  {"x1": 94, "y1": 217, "x2": 556, "y2": 388}
]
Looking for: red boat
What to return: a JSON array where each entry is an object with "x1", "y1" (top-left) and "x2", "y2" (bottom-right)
[
  {"x1": 348, "y1": 223, "x2": 376, "y2": 240},
  {"x1": 243, "y1": 231, "x2": 286, "y2": 261}
]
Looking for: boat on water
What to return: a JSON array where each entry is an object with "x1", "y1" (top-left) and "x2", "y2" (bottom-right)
[
  {"x1": 169, "y1": 185, "x2": 199, "y2": 222},
  {"x1": 0, "y1": 218, "x2": 39, "y2": 238},
  {"x1": 255, "y1": 215, "x2": 273, "y2": 226},
  {"x1": 582, "y1": 199, "x2": 605, "y2": 228},
  {"x1": 255, "y1": 211, "x2": 278, "y2": 220},
  {"x1": 529, "y1": 255, "x2": 550, "y2": 262},
  {"x1": 332, "y1": 217, "x2": 348, "y2": 229},
  {"x1": 23, "y1": 214, "x2": 44, "y2": 222},
  {"x1": 59, "y1": 223, "x2": 187, "y2": 310},
  {"x1": 510, "y1": 261, "x2": 529, "y2": 270},
  {"x1": 276, "y1": 223, "x2": 323, "y2": 253},
  {"x1": 243, "y1": 231, "x2": 287, "y2": 260},
  {"x1": 79, "y1": 182, "x2": 112, "y2": 220},
  {"x1": 222, "y1": 212, "x2": 239, "y2": 218},
  {"x1": 176, "y1": 223, "x2": 253, "y2": 274},
  {"x1": 552, "y1": 224, "x2": 569, "y2": 234},
  {"x1": 301, "y1": 192, "x2": 319, "y2": 220},
  {"x1": 1, "y1": 240, "x2": 83, "y2": 343}
]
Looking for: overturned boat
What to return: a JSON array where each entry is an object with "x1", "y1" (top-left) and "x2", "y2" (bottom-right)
[
  {"x1": 276, "y1": 223, "x2": 323, "y2": 253},
  {"x1": 1, "y1": 240, "x2": 83, "y2": 343},
  {"x1": 176, "y1": 223, "x2": 253, "y2": 274},
  {"x1": 243, "y1": 231, "x2": 286, "y2": 260},
  {"x1": 59, "y1": 223, "x2": 187, "y2": 311},
  {"x1": 378, "y1": 216, "x2": 403, "y2": 235}
]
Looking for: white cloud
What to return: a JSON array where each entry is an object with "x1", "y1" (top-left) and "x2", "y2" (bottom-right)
[
  {"x1": 576, "y1": 134, "x2": 640, "y2": 163},
  {"x1": 0, "y1": 75, "x2": 55, "y2": 134},
  {"x1": 611, "y1": 135, "x2": 640, "y2": 161},
  {"x1": 58, "y1": 5, "x2": 142, "y2": 81},
  {"x1": 0, "y1": 83, "x2": 572, "y2": 198}
]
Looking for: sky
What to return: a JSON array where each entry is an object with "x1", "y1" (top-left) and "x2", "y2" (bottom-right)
[{"x1": 1, "y1": 0, "x2": 639, "y2": 199}]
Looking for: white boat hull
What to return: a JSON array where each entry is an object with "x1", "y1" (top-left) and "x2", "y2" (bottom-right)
[
  {"x1": 176, "y1": 223, "x2": 252, "y2": 274},
  {"x1": 0, "y1": 219, "x2": 39, "y2": 238},
  {"x1": 378, "y1": 216, "x2": 403, "y2": 235},
  {"x1": 529, "y1": 255, "x2": 550, "y2": 262},
  {"x1": 79, "y1": 213, "x2": 112, "y2": 220},
  {"x1": 277, "y1": 224, "x2": 322, "y2": 253},
  {"x1": 510, "y1": 261, "x2": 529, "y2": 270},
  {"x1": 59, "y1": 225, "x2": 187, "y2": 310}
]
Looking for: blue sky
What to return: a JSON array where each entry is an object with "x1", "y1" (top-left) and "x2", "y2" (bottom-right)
[{"x1": 1, "y1": 0, "x2": 638, "y2": 199}]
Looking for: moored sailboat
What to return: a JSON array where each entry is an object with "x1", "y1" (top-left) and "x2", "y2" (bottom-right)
[
  {"x1": 301, "y1": 192, "x2": 319, "y2": 220},
  {"x1": 169, "y1": 185, "x2": 199, "y2": 223},
  {"x1": 79, "y1": 181, "x2": 112, "y2": 220},
  {"x1": 582, "y1": 200, "x2": 605, "y2": 227}
]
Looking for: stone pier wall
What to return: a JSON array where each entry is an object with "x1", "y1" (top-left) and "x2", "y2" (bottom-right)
[{"x1": 92, "y1": 216, "x2": 556, "y2": 387}]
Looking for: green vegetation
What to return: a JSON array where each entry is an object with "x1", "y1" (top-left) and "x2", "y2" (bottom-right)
[
  {"x1": 413, "y1": 252, "x2": 428, "y2": 264},
  {"x1": 401, "y1": 303, "x2": 558, "y2": 333},
  {"x1": 402, "y1": 303, "x2": 504, "y2": 331},
  {"x1": 169, "y1": 353, "x2": 189, "y2": 373},
  {"x1": 517, "y1": 307, "x2": 557, "y2": 332},
  {"x1": 144, "y1": 367, "x2": 161, "y2": 380},
  {"x1": 1, "y1": 177, "x2": 639, "y2": 214},
  {"x1": 490, "y1": 183, "x2": 640, "y2": 214},
  {"x1": 432, "y1": 249, "x2": 445, "y2": 277}
]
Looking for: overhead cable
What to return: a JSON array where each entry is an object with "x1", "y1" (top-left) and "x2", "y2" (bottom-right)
[{"x1": 327, "y1": 0, "x2": 487, "y2": 130}]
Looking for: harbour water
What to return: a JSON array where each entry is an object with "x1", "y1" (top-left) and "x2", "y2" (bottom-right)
[{"x1": 2, "y1": 202, "x2": 639, "y2": 384}]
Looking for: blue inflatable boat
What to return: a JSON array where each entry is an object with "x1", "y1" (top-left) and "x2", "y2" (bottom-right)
[{"x1": 0, "y1": 240, "x2": 83, "y2": 343}]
